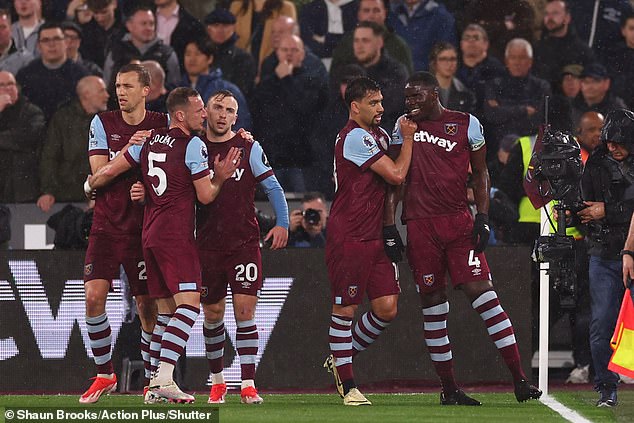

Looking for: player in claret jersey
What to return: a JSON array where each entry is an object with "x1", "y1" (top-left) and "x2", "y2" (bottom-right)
[
  {"x1": 324, "y1": 77, "x2": 417, "y2": 406},
  {"x1": 389, "y1": 71, "x2": 542, "y2": 405},
  {"x1": 88, "y1": 87, "x2": 240, "y2": 403},
  {"x1": 80, "y1": 64, "x2": 167, "y2": 403},
  {"x1": 197, "y1": 90, "x2": 289, "y2": 405}
]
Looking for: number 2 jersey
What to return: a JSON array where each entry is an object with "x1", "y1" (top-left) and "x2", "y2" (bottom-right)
[
  {"x1": 392, "y1": 109, "x2": 486, "y2": 220},
  {"x1": 88, "y1": 110, "x2": 168, "y2": 237},
  {"x1": 124, "y1": 127, "x2": 210, "y2": 247}
]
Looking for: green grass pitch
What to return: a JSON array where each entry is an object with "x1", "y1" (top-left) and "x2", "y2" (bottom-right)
[{"x1": 1, "y1": 391, "x2": 632, "y2": 422}]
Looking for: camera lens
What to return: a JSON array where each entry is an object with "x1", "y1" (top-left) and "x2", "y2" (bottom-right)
[{"x1": 303, "y1": 208, "x2": 321, "y2": 225}]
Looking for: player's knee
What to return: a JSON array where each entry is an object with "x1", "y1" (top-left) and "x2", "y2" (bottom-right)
[
  {"x1": 203, "y1": 302, "x2": 226, "y2": 322},
  {"x1": 375, "y1": 306, "x2": 398, "y2": 322},
  {"x1": 85, "y1": 290, "x2": 107, "y2": 313},
  {"x1": 234, "y1": 306, "x2": 255, "y2": 322},
  {"x1": 135, "y1": 297, "x2": 157, "y2": 322}
]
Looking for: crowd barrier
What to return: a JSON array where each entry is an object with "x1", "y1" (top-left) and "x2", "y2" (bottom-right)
[{"x1": 0, "y1": 247, "x2": 533, "y2": 392}]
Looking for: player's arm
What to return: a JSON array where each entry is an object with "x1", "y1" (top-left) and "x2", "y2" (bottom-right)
[
  {"x1": 470, "y1": 148, "x2": 490, "y2": 215},
  {"x1": 369, "y1": 117, "x2": 416, "y2": 185},
  {"x1": 193, "y1": 143, "x2": 241, "y2": 204},
  {"x1": 251, "y1": 142, "x2": 289, "y2": 249},
  {"x1": 468, "y1": 115, "x2": 491, "y2": 252},
  {"x1": 87, "y1": 147, "x2": 136, "y2": 190}
]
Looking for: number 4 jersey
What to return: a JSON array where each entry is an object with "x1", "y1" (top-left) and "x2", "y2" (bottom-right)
[{"x1": 124, "y1": 127, "x2": 210, "y2": 247}]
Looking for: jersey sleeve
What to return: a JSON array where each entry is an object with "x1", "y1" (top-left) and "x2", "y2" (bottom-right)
[
  {"x1": 185, "y1": 136, "x2": 211, "y2": 180},
  {"x1": 88, "y1": 115, "x2": 108, "y2": 156},
  {"x1": 343, "y1": 127, "x2": 384, "y2": 170},
  {"x1": 123, "y1": 144, "x2": 142, "y2": 166},
  {"x1": 468, "y1": 114, "x2": 486, "y2": 151},
  {"x1": 391, "y1": 115, "x2": 405, "y2": 146},
  {"x1": 249, "y1": 141, "x2": 274, "y2": 182}
]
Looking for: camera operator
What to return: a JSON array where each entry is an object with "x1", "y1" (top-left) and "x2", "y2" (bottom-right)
[
  {"x1": 578, "y1": 109, "x2": 634, "y2": 407},
  {"x1": 289, "y1": 191, "x2": 328, "y2": 248}
]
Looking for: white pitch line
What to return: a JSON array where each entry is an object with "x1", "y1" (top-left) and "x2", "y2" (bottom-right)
[{"x1": 540, "y1": 394, "x2": 593, "y2": 423}]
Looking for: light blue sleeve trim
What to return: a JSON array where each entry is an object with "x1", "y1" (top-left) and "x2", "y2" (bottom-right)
[
  {"x1": 391, "y1": 115, "x2": 405, "y2": 146},
  {"x1": 343, "y1": 127, "x2": 382, "y2": 167},
  {"x1": 261, "y1": 175, "x2": 289, "y2": 229},
  {"x1": 185, "y1": 136, "x2": 210, "y2": 175},
  {"x1": 468, "y1": 114, "x2": 486, "y2": 151},
  {"x1": 249, "y1": 141, "x2": 273, "y2": 178},
  {"x1": 88, "y1": 115, "x2": 107, "y2": 151},
  {"x1": 127, "y1": 144, "x2": 142, "y2": 163}
]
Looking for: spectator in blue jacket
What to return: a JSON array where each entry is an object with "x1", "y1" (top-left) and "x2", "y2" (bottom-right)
[
  {"x1": 180, "y1": 37, "x2": 252, "y2": 130},
  {"x1": 387, "y1": 0, "x2": 456, "y2": 71}
]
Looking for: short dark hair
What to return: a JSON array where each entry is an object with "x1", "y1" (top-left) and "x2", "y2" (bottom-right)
[
  {"x1": 0, "y1": 8, "x2": 11, "y2": 22},
  {"x1": 126, "y1": 5, "x2": 154, "y2": 22},
  {"x1": 407, "y1": 71, "x2": 439, "y2": 89},
  {"x1": 86, "y1": 0, "x2": 116, "y2": 12},
  {"x1": 344, "y1": 76, "x2": 381, "y2": 108},
  {"x1": 621, "y1": 10, "x2": 634, "y2": 27},
  {"x1": 209, "y1": 89, "x2": 236, "y2": 103},
  {"x1": 186, "y1": 37, "x2": 215, "y2": 58},
  {"x1": 166, "y1": 87, "x2": 200, "y2": 115},
  {"x1": 355, "y1": 20, "x2": 386, "y2": 39},
  {"x1": 302, "y1": 192, "x2": 326, "y2": 204},
  {"x1": 38, "y1": 21, "x2": 64, "y2": 40},
  {"x1": 428, "y1": 42, "x2": 457, "y2": 71},
  {"x1": 118, "y1": 63, "x2": 151, "y2": 87},
  {"x1": 61, "y1": 21, "x2": 82, "y2": 38}
]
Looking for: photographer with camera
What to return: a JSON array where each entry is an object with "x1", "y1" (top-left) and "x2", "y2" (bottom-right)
[
  {"x1": 578, "y1": 108, "x2": 634, "y2": 407},
  {"x1": 288, "y1": 191, "x2": 328, "y2": 248}
]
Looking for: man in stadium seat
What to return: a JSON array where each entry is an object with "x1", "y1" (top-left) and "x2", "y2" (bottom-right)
[{"x1": 198, "y1": 89, "x2": 288, "y2": 405}]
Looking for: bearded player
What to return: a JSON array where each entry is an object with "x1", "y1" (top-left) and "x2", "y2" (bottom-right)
[
  {"x1": 388, "y1": 71, "x2": 542, "y2": 405},
  {"x1": 198, "y1": 90, "x2": 289, "y2": 404}
]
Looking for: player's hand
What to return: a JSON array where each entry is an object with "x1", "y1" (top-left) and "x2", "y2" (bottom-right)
[
  {"x1": 290, "y1": 209, "x2": 303, "y2": 232},
  {"x1": 236, "y1": 127, "x2": 254, "y2": 143},
  {"x1": 383, "y1": 224, "x2": 405, "y2": 263},
  {"x1": 623, "y1": 253, "x2": 634, "y2": 289},
  {"x1": 83, "y1": 175, "x2": 96, "y2": 200},
  {"x1": 130, "y1": 181, "x2": 146, "y2": 204},
  {"x1": 472, "y1": 213, "x2": 490, "y2": 253},
  {"x1": 264, "y1": 226, "x2": 288, "y2": 250},
  {"x1": 577, "y1": 201, "x2": 605, "y2": 223},
  {"x1": 129, "y1": 130, "x2": 153, "y2": 146},
  {"x1": 399, "y1": 116, "x2": 417, "y2": 140},
  {"x1": 36, "y1": 194, "x2": 56, "y2": 213},
  {"x1": 213, "y1": 147, "x2": 241, "y2": 182}
]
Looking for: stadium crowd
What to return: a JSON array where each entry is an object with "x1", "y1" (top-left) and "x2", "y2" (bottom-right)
[{"x1": 1, "y1": 0, "x2": 634, "y2": 409}]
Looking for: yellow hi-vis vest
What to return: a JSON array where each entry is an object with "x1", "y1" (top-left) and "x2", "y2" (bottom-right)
[
  {"x1": 517, "y1": 136, "x2": 583, "y2": 239},
  {"x1": 609, "y1": 290, "x2": 634, "y2": 379}
]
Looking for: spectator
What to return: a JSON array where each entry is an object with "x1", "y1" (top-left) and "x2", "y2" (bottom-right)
[
  {"x1": 387, "y1": 0, "x2": 456, "y2": 71},
  {"x1": 549, "y1": 63, "x2": 583, "y2": 132},
  {"x1": 65, "y1": 0, "x2": 94, "y2": 24},
  {"x1": 428, "y1": 41, "x2": 475, "y2": 114},
  {"x1": 141, "y1": 59, "x2": 168, "y2": 113},
  {"x1": 154, "y1": 0, "x2": 206, "y2": 69},
  {"x1": 608, "y1": 11, "x2": 634, "y2": 109},
  {"x1": 488, "y1": 133, "x2": 517, "y2": 189},
  {"x1": 299, "y1": 0, "x2": 358, "y2": 69},
  {"x1": 570, "y1": 0, "x2": 633, "y2": 62},
  {"x1": 349, "y1": 21, "x2": 408, "y2": 132},
  {"x1": 330, "y1": 0, "x2": 413, "y2": 76},
  {"x1": 11, "y1": 0, "x2": 43, "y2": 55},
  {"x1": 288, "y1": 191, "x2": 328, "y2": 247},
  {"x1": 62, "y1": 21, "x2": 103, "y2": 76},
  {"x1": 0, "y1": 8, "x2": 34, "y2": 75},
  {"x1": 37, "y1": 76, "x2": 109, "y2": 212},
  {"x1": 577, "y1": 111, "x2": 604, "y2": 163},
  {"x1": 483, "y1": 38, "x2": 551, "y2": 158},
  {"x1": 0, "y1": 70, "x2": 45, "y2": 203},
  {"x1": 253, "y1": 34, "x2": 328, "y2": 192},
  {"x1": 178, "y1": 0, "x2": 216, "y2": 21},
  {"x1": 229, "y1": 0, "x2": 297, "y2": 70},
  {"x1": 103, "y1": 6, "x2": 181, "y2": 89},
  {"x1": 456, "y1": 24, "x2": 505, "y2": 114},
  {"x1": 464, "y1": 0, "x2": 535, "y2": 60},
  {"x1": 181, "y1": 37, "x2": 251, "y2": 130},
  {"x1": 269, "y1": 14, "x2": 298, "y2": 49},
  {"x1": 16, "y1": 21, "x2": 90, "y2": 121},
  {"x1": 307, "y1": 63, "x2": 366, "y2": 197},
  {"x1": 204, "y1": 8, "x2": 257, "y2": 99},
  {"x1": 533, "y1": 0, "x2": 595, "y2": 90},
  {"x1": 570, "y1": 63, "x2": 627, "y2": 127},
  {"x1": 80, "y1": 0, "x2": 124, "y2": 68}
]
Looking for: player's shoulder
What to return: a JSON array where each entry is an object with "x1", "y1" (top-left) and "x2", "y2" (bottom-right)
[
  {"x1": 443, "y1": 108, "x2": 472, "y2": 124},
  {"x1": 95, "y1": 110, "x2": 121, "y2": 125},
  {"x1": 145, "y1": 110, "x2": 169, "y2": 127}
]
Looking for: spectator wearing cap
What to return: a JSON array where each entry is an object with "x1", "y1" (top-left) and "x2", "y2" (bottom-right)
[
  {"x1": 62, "y1": 21, "x2": 103, "y2": 76},
  {"x1": 180, "y1": 37, "x2": 252, "y2": 130},
  {"x1": 229, "y1": 0, "x2": 297, "y2": 70},
  {"x1": 80, "y1": 0, "x2": 124, "y2": 69},
  {"x1": 533, "y1": 0, "x2": 595, "y2": 90},
  {"x1": 0, "y1": 8, "x2": 34, "y2": 75},
  {"x1": 570, "y1": 62, "x2": 627, "y2": 127},
  {"x1": 307, "y1": 63, "x2": 366, "y2": 196},
  {"x1": 607, "y1": 11, "x2": 634, "y2": 109},
  {"x1": 548, "y1": 63, "x2": 583, "y2": 132},
  {"x1": 154, "y1": 0, "x2": 206, "y2": 70},
  {"x1": 204, "y1": 8, "x2": 256, "y2": 99}
]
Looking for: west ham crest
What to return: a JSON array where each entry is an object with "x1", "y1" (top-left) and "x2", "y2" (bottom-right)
[
  {"x1": 444, "y1": 123, "x2": 457, "y2": 136},
  {"x1": 84, "y1": 263, "x2": 93, "y2": 276},
  {"x1": 201, "y1": 287, "x2": 208, "y2": 298},
  {"x1": 423, "y1": 274, "x2": 434, "y2": 286},
  {"x1": 348, "y1": 285, "x2": 358, "y2": 298}
]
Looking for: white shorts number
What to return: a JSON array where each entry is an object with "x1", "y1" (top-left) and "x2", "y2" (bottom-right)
[
  {"x1": 138, "y1": 260, "x2": 147, "y2": 280},
  {"x1": 468, "y1": 250, "x2": 481, "y2": 267},
  {"x1": 235, "y1": 263, "x2": 258, "y2": 282}
]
